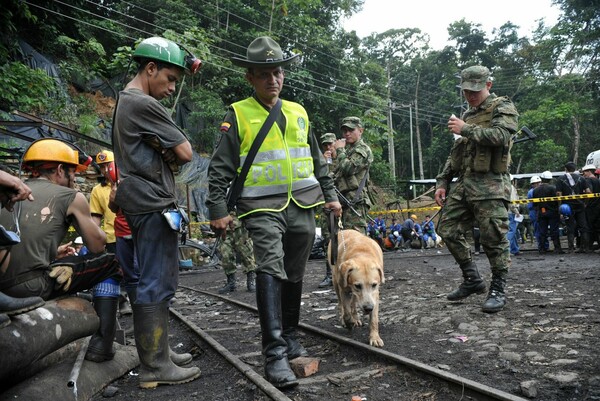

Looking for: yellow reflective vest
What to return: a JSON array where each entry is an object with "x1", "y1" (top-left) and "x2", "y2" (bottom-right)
[{"x1": 232, "y1": 97, "x2": 323, "y2": 217}]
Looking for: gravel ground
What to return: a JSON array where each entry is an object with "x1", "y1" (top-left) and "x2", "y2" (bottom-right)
[{"x1": 89, "y1": 239, "x2": 600, "y2": 401}]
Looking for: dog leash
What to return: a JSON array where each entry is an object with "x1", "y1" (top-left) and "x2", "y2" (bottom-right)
[{"x1": 327, "y1": 209, "x2": 339, "y2": 266}]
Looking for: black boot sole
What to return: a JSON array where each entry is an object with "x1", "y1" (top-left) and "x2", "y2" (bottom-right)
[{"x1": 447, "y1": 285, "x2": 486, "y2": 301}]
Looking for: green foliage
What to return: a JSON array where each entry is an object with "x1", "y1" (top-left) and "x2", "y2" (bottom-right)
[
  {"x1": 56, "y1": 36, "x2": 107, "y2": 83},
  {"x1": 0, "y1": 62, "x2": 58, "y2": 114},
  {"x1": 521, "y1": 139, "x2": 568, "y2": 172},
  {"x1": 5, "y1": 0, "x2": 600, "y2": 191},
  {"x1": 186, "y1": 89, "x2": 226, "y2": 153}
]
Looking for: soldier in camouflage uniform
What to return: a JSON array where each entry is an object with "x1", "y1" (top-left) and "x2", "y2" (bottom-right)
[
  {"x1": 317, "y1": 132, "x2": 337, "y2": 288},
  {"x1": 333, "y1": 116, "x2": 373, "y2": 233},
  {"x1": 435, "y1": 66, "x2": 519, "y2": 313},
  {"x1": 218, "y1": 214, "x2": 257, "y2": 293}
]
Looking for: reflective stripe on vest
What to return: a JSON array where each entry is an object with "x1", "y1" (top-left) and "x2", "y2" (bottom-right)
[{"x1": 232, "y1": 98, "x2": 318, "y2": 200}]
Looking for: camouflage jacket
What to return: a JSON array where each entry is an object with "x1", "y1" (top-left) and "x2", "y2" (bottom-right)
[
  {"x1": 436, "y1": 93, "x2": 518, "y2": 202},
  {"x1": 334, "y1": 138, "x2": 373, "y2": 204}
]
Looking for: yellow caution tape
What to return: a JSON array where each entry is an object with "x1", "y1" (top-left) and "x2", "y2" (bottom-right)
[
  {"x1": 510, "y1": 192, "x2": 600, "y2": 204},
  {"x1": 190, "y1": 193, "x2": 600, "y2": 223}
]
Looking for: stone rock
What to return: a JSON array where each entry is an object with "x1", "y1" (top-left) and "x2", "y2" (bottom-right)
[
  {"x1": 499, "y1": 351, "x2": 522, "y2": 362},
  {"x1": 520, "y1": 380, "x2": 538, "y2": 398}
]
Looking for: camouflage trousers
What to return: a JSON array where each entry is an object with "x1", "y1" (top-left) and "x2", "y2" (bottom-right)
[
  {"x1": 438, "y1": 197, "x2": 510, "y2": 277},
  {"x1": 341, "y1": 203, "x2": 369, "y2": 235},
  {"x1": 219, "y1": 223, "x2": 256, "y2": 275}
]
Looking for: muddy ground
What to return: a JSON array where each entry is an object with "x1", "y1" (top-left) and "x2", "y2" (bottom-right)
[{"x1": 85, "y1": 239, "x2": 600, "y2": 401}]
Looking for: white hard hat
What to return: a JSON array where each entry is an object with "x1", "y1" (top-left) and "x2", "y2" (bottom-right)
[
  {"x1": 530, "y1": 176, "x2": 541, "y2": 184},
  {"x1": 74, "y1": 236, "x2": 83, "y2": 245},
  {"x1": 541, "y1": 171, "x2": 553, "y2": 180},
  {"x1": 582, "y1": 164, "x2": 596, "y2": 172}
]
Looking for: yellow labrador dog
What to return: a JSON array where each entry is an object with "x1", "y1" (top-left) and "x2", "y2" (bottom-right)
[{"x1": 329, "y1": 229, "x2": 384, "y2": 347}]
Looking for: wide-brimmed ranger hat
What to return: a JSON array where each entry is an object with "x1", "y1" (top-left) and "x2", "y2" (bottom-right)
[{"x1": 231, "y1": 36, "x2": 299, "y2": 69}]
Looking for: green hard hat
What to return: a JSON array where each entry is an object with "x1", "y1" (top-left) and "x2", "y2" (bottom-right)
[{"x1": 133, "y1": 37, "x2": 188, "y2": 71}]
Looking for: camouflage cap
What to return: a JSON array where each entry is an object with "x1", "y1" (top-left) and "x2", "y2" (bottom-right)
[
  {"x1": 320, "y1": 132, "x2": 336, "y2": 144},
  {"x1": 341, "y1": 116, "x2": 362, "y2": 129},
  {"x1": 460, "y1": 66, "x2": 491, "y2": 91}
]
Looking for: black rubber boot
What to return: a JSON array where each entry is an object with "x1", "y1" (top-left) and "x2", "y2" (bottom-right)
[
  {"x1": 218, "y1": 273, "x2": 236, "y2": 294},
  {"x1": 281, "y1": 280, "x2": 308, "y2": 360},
  {"x1": 255, "y1": 273, "x2": 298, "y2": 389},
  {"x1": 553, "y1": 238, "x2": 565, "y2": 254},
  {"x1": 318, "y1": 264, "x2": 332, "y2": 288},
  {"x1": 246, "y1": 271, "x2": 256, "y2": 292},
  {"x1": 447, "y1": 261, "x2": 487, "y2": 301},
  {"x1": 482, "y1": 275, "x2": 507, "y2": 313},
  {"x1": 127, "y1": 289, "x2": 192, "y2": 366},
  {"x1": 133, "y1": 302, "x2": 201, "y2": 388},
  {"x1": 85, "y1": 297, "x2": 118, "y2": 362},
  {"x1": 0, "y1": 291, "x2": 45, "y2": 316}
]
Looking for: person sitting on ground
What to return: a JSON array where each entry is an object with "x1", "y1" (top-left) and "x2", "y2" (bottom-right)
[
  {"x1": 387, "y1": 218, "x2": 403, "y2": 249},
  {"x1": 0, "y1": 139, "x2": 121, "y2": 362},
  {"x1": 412, "y1": 221, "x2": 424, "y2": 249},
  {"x1": 400, "y1": 214, "x2": 418, "y2": 249},
  {"x1": 421, "y1": 215, "x2": 437, "y2": 249},
  {"x1": 0, "y1": 169, "x2": 45, "y2": 329}
]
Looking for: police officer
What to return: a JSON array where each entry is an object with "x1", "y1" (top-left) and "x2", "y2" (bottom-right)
[
  {"x1": 206, "y1": 36, "x2": 341, "y2": 388},
  {"x1": 318, "y1": 132, "x2": 337, "y2": 288},
  {"x1": 435, "y1": 65, "x2": 519, "y2": 313},
  {"x1": 333, "y1": 117, "x2": 373, "y2": 233},
  {"x1": 218, "y1": 214, "x2": 257, "y2": 293}
]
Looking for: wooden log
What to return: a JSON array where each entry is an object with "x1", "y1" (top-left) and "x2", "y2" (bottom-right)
[{"x1": 0, "y1": 297, "x2": 99, "y2": 383}]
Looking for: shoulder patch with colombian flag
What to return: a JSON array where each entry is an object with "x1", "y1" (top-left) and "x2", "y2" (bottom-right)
[{"x1": 220, "y1": 122, "x2": 231, "y2": 132}]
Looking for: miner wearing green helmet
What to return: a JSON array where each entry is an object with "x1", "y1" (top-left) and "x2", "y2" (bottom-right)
[
  {"x1": 133, "y1": 37, "x2": 201, "y2": 74},
  {"x1": 111, "y1": 37, "x2": 201, "y2": 388}
]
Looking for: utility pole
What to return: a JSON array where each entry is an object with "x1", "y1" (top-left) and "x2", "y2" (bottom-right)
[
  {"x1": 399, "y1": 102, "x2": 415, "y2": 198},
  {"x1": 408, "y1": 102, "x2": 415, "y2": 198},
  {"x1": 386, "y1": 66, "x2": 396, "y2": 180}
]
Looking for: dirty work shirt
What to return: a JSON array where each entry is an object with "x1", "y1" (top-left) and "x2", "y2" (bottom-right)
[
  {"x1": 0, "y1": 179, "x2": 119, "y2": 299},
  {"x1": 89, "y1": 182, "x2": 116, "y2": 243},
  {"x1": 0, "y1": 178, "x2": 74, "y2": 295},
  {"x1": 112, "y1": 88, "x2": 189, "y2": 214}
]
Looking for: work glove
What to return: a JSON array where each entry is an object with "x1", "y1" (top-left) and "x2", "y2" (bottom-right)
[{"x1": 49, "y1": 265, "x2": 73, "y2": 292}]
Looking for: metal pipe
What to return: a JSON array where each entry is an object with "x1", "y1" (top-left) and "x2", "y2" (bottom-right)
[{"x1": 67, "y1": 337, "x2": 90, "y2": 394}]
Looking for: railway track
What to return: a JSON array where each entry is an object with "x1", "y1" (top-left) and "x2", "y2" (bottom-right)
[{"x1": 170, "y1": 284, "x2": 529, "y2": 401}]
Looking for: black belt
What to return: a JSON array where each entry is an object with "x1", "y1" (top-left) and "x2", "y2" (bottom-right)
[{"x1": 0, "y1": 269, "x2": 45, "y2": 291}]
